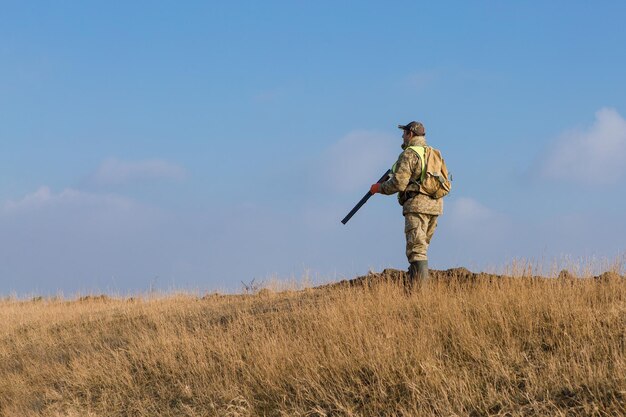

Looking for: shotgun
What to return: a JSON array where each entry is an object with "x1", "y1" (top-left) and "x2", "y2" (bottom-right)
[{"x1": 341, "y1": 169, "x2": 391, "y2": 225}]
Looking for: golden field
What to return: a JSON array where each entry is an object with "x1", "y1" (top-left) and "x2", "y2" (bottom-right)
[{"x1": 0, "y1": 268, "x2": 624, "y2": 417}]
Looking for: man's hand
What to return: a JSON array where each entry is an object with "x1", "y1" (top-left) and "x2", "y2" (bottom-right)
[{"x1": 370, "y1": 183, "x2": 381, "y2": 194}]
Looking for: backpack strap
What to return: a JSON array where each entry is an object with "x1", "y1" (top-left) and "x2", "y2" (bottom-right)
[{"x1": 406, "y1": 145, "x2": 427, "y2": 183}]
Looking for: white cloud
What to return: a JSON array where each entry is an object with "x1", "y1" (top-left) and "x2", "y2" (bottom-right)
[
  {"x1": 445, "y1": 197, "x2": 509, "y2": 234},
  {"x1": 2, "y1": 186, "x2": 135, "y2": 214},
  {"x1": 1, "y1": 182, "x2": 623, "y2": 295},
  {"x1": 406, "y1": 70, "x2": 438, "y2": 91},
  {"x1": 541, "y1": 108, "x2": 626, "y2": 183},
  {"x1": 435, "y1": 197, "x2": 514, "y2": 266},
  {"x1": 252, "y1": 88, "x2": 283, "y2": 103},
  {"x1": 448, "y1": 197, "x2": 491, "y2": 222},
  {"x1": 322, "y1": 130, "x2": 398, "y2": 193},
  {"x1": 435, "y1": 196, "x2": 626, "y2": 273},
  {"x1": 93, "y1": 158, "x2": 186, "y2": 185},
  {"x1": 0, "y1": 186, "x2": 170, "y2": 294}
]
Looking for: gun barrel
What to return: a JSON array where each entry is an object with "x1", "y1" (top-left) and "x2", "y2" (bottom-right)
[
  {"x1": 341, "y1": 191, "x2": 372, "y2": 224},
  {"x1": 341, "y1": 169, "x2": 391, "y2": 225}
]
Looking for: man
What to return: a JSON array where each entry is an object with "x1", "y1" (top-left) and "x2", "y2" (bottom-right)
[{"x1": 369, "y1": 121, "x2": 443, "y2": 282}]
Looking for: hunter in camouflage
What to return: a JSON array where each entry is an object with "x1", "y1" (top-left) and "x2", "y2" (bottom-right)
[{"x1": 370, "y1": 121, "x2": 443, "y2": 282}]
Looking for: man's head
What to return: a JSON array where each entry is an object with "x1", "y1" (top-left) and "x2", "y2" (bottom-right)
[{"x1": 398, "y1": 121, "x2": 425, "y2": 138}]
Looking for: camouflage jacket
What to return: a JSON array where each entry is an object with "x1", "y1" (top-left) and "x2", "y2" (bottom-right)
[{"x1": 379, "y1": 135, "x2": 444, "y2": 216}]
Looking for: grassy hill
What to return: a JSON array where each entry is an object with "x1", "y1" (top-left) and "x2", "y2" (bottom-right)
[{"x1": 1, "y1": 268, "x2": 624, "y2": 416}]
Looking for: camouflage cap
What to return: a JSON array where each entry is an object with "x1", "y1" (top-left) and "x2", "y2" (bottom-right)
[{"x1": 398, "y1": 121, "x2": 425, "y2": 136}]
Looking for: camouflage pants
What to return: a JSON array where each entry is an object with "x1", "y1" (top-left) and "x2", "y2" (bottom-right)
[{"x1": 405, "y1": 213, "x2": 438, "y2": 262}]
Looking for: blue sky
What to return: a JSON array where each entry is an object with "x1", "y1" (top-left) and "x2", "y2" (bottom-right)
[{"x1": 2, "y1": 1, "x2": 626, "y2": 295}]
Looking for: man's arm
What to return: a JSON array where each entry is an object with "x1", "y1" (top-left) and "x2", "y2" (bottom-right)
[{"x1": 379, "y1": 150, "x2": 419, "y2": 195}]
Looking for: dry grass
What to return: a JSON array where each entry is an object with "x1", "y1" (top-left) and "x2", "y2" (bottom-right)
[{"x1": 0, "y1": 269, "x2": 625, "y2": 416}]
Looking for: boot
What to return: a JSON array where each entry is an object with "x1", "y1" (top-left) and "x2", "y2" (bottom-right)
[
  {"x1": 409, "y1": 260, "x2": 429, "y2": 282},
  {"x1": 404, "y1": 263, "x2": 418, "y2": 294},
  {"x1": 408, "y1": 262, "x2": 419, "y2": 282},
  {"x1": 416, "y1": 260, "x2": 429, "y2": 281}
]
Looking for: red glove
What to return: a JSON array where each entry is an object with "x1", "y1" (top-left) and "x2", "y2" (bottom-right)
[{"x1": 370, "y1": 183, "x2": 381, "y2": 194}]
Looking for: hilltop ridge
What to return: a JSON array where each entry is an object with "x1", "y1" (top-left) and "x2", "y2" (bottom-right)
[{"x1": 1, "y1": 267, "x2": 624, "y2": 416}]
